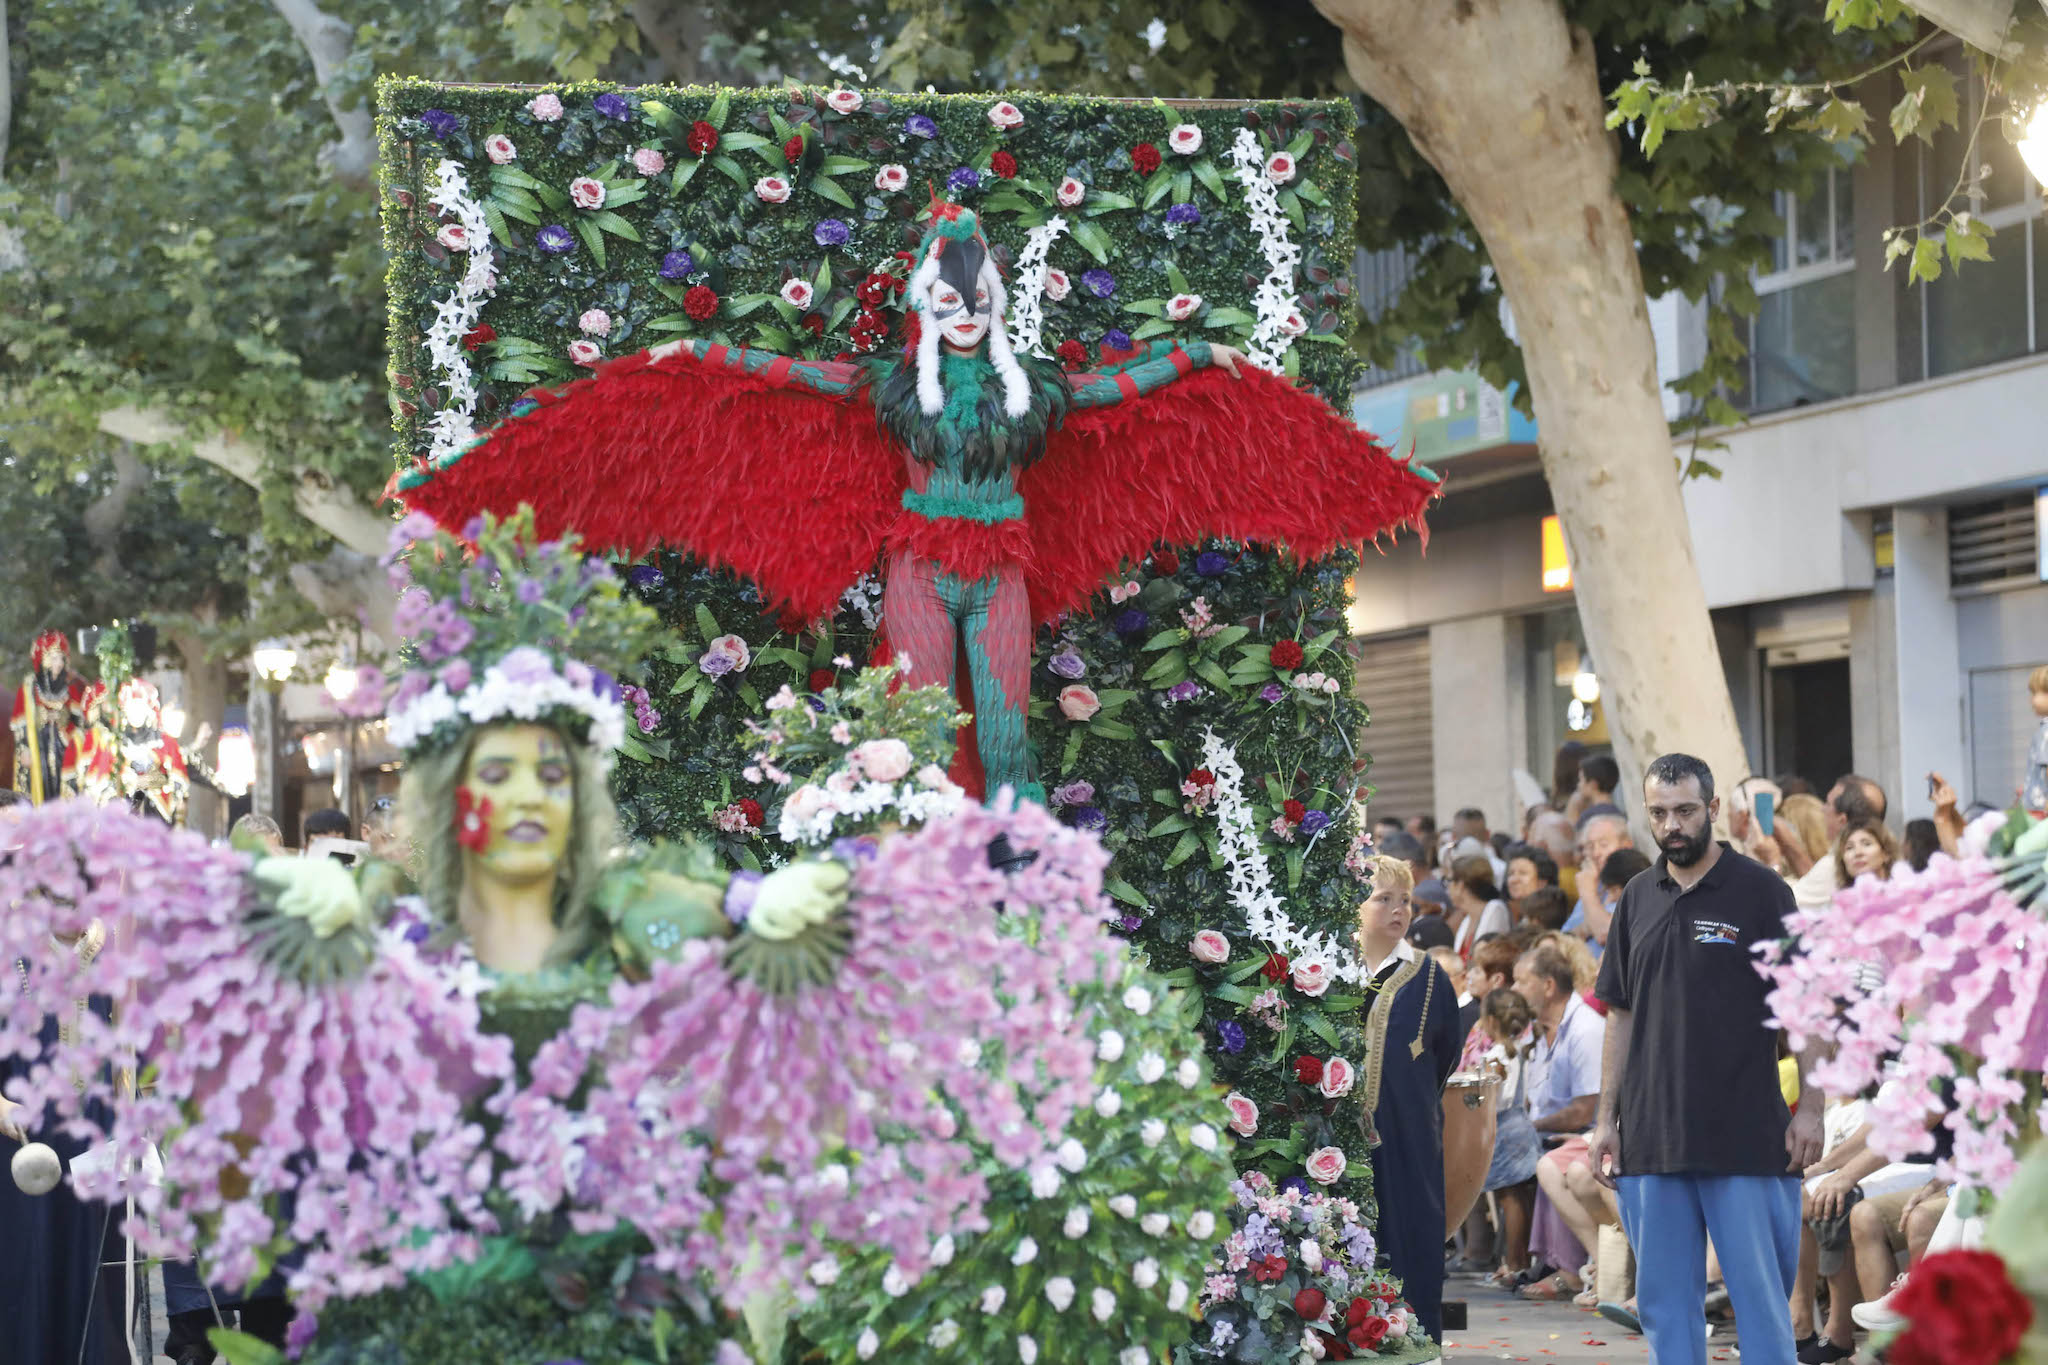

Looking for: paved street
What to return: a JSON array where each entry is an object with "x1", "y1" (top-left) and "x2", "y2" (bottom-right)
[{"x1": 1440, "y1": 1272, "x2": 1742, "y2": 1364}]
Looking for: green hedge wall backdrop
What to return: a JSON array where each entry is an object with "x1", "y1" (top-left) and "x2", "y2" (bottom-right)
[{"x1": 379, "y1": 80, "x2": 1391, "y2": 1211}]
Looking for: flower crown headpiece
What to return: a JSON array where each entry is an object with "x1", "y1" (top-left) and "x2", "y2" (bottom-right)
[
  {"x1": 376, "y1": 506, "x2": 658, "y2": 760},
  {"x1": 30, "y1": 630, "x2": 67, "y2": 672}
]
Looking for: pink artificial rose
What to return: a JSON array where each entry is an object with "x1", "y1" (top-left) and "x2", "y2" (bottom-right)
[
  {"x1": 1265, "y1": 152, "x2": 1296, "y2": 184},
  {"x1": 987, "y1": 100, "x2": 1024, "y2": 130},
  {"x1": 1224, "y1": 1091, "x2": 1260, "y2": 1138},
  {"x1": 569, "y1": 176, "x2": 606, "y2": 209},
  {"x1": 1056, "y1": 177, "x2": 1086, "y2": 207},
  {"x1": 435, "y1": 224, "x2": 470, "y2": 250},
  {"x1": 826, "y1": 89, "x2": 864, "y2": 114},
  {"x1": 851, "y1": 738, "x2": 913, "y2": 783},
  {"x1": 1304, "y1": 1146, "x2": 1347, "y2": 1185},
  {"x1": 1168, "y1": 124, "x2": 1203, "y2": 155},
  {"x1": 1318, "y1": 1057, "x2": 1355, "y2": 1099},
  {"x1": 484, "y1": 134, "x2": 517, "y2": 164},
  {"x1": 780, "y1": 278, "x2": 815, "y2": 310},
  {"x1": 567, "y1": 339, "x2": 603, "y2": 367},
  {"x1": 631, "y1": 147, "x2": 666, "y2": 176},
  {"x1": 1165, "y1": 293, "x2": 1203, "y2": 322},
  {"x1": 1189, "y1": 930, "x2": 1231, "y2": 964},
  {"x1": 577, "y1": 308, "x2": 611, "y2": 337},
  {"x1": 754, "y1": 176, "x2": 792, "y2": 204},
  {"x1": 1108, "y1": 580, "x2": 1141, "y2": 604},
  {"x1": 875, "y1": 163, "x2": 909, "y2": 192},
  {"x1": 1043, "y1": 267, "x2": 1071, "y2": 301},
  {"x1": 1290, "y1": 956, "x2": 1334, "y2": 998},
  {"x1": 528, "y1": 93, "x2": 564, "y2": 122},
  {"x1": 1280, "y1": 310, "x2": 1309, "y2": 337},
  {"x1": 1057, "y1": 685, "x2": 1101, "y2": 722}
]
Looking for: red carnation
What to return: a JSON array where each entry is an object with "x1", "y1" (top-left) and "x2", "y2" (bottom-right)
[
  {"x1": 801, "y1": 313, "x2": 825, "y2": 336},
  {"x1": 686, "y1": 121, "x2": 719, "y2": 155},
  {"x1": 1261, "y1": 952, "x2": 1291, "y2": 983},
  {"x1": 1250, "y1": 1255, "x2": 1288, "y2": 1284},
  {"x1": 1270, "y1": 639, "x2": 1305, "y2": 670},
  {"x1": 1186, "y1": 768, "x2": 1216, "y2": 788},
  {"x1": 991, "y1": 149, "x2": 1018, "y2": 178},
  {"x1": 1293, "y1": 1055, "x2": 1324, "y2": 1085},
  {"x1": 1055, "y1": 338, "x2": 1088, "y2": 371},
  {"x1": 783, "y1": 132, "x2": 805, "y2": 165},
  {"x1": 809, "y1": 668, "x2": 836, "y2": 693},
  {"x1": 461, "y1": 323, "x2": 497, "y2": 351},
  {"x1": 683, "y1": 284, "x2": 720, "y2": 321},
  {"x1": 455, "y1": 787, "x2": 493, "y2": 852},
  {"x1": 1153, "y1": 549, "x2": 1180, "y2": 576},
  {"x1": 1293, "y1": 1287, "x2": 1327, "y2": 1321},
  {"x1": 1890, "y1": 1251, "x2": 2032, "y2": 1365},
  {"x1": 1345, "y1": 1298, "x2": 1372, "y2": 1328},
  {"x1": 737, "y1": 798, "x2": 765, "y2": 829},
  {"x1": 1132, "y1": 141, "x2": 1162, "y2": 176},
  {"x1": 1284, "y1": 799, "x2": 1307, "y2": 825},
  {"x1": 1317, "y1": 1333, "x2": 1353, "y2": 1361},
  {"x1": 1350, "y1": 1317, "x2": 1390, "y2": 1350}
]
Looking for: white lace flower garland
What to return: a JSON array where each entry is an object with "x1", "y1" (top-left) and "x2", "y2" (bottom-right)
[
  {"x1": 422, "y1": 158, "x2": 499, "y2": 465},
  {"x1": 1224, "y1": 129, "x2": 1303, "y2": 375},
  {"x1": 1199, "y1": 728, "x2": 1369, "y2": 987},
  {"x1": 1004, "y1": 215, "x2": 1070, "y2": 359}
]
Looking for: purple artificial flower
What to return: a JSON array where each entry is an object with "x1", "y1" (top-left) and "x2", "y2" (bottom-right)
[
  {"x1": 628, "y1": 564, "x2": 666, "y2": 588},
  {"x1": 419, "y1": 108, "x2": 461, "y2": 141},
  {"x1": 515, "y1": 578, "x2": 546, "y2": 604},
  {"x1": 1049, "y1": 780, "x2": 1095, "y2": 808},
  {"x1": 723, "y1": 869, "x2": 763, "y2": 924},
  {"x1": 1165, "y1": 680, "x2": 1202, "y2": 703},
  {"x1": 1258, "y1": 682, "x2": 1285, "y2": 703},
  {"x1": 461, "y1": 515, "x2": 486, "y2": 540},
  {"x1": 589, "y1": 668, "x2": 619, "y2": 702},
  {"x1": 1072, "y1": 805, "x2": 1107, "y2": 833},
  {"x1": 1195, "y1": 549, "x2": 1230, "y2": 576},
  {"x1": 1217, "y1": 1020, "x2": 1247, "y2": 1054},
  {"x1": 436, "y1": 659, "x2": 473, "y2": 694},
  {"x1": 658, "y1": 250, "x2": 695, "y2": 280},
  {"x1": 592, "y1": 93, "x2": 631, "y2": 121},
  {"x1": 946, "y1": 166, "x2": 981, "y2": 193},
  {"x1": 1047, "y1": 645, "x2": 1086, "y2": 680},
  {"x1": 699, "y1": 650, "x2": 736, "y2": 678},
  {"x1": 286, "y1": 1307, "x2": 319, "y2": 1357},
  {"x1": 905, "y1": 114, "x2": 939, "y2": 139},
  {"x1": 1113, "y1": 608, "x2": 1149, "y2": 636},
  {"x1": 1165, "y1": 202, "x2": 1202, "y2": 227},
  {"x1": 1281, "y1": 1175, "x2": 1312, "y2": 1198},
  {"x1": 536, "y1": 225, "x2": 576, "y2": 255},
  {"x1": 496, "y1": 646, "x2": 556, "y2": 685},
  {"x1": 563, "y1": 660, "x2": 594, "y2": 690},
  {"x1": 1117, "y1": 912, "x2": 1145, "y2": 934},
  {"x1": 1300, "y1": 810, "x2": 1333, "y2": 837},
  {"x1": 391, "y1": 669, "x2": 435, "y2": 711},
  {"x1": 1081, "y1": 268, "x2": 1115, "y2": 298},
  {"x1": 1102, "y1": 328, "x2": 1132, "y2": 352},
  {"x1": 813, "y1": 218, "x2": 850, "y2": 247}
]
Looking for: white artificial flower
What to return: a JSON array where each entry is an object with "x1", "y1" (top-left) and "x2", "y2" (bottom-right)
[
  {"x1": 856, "y1": 1328, "x2": 879, "y2": 1360},
  {"x1": 754, "y1": 175, "x2": 792, "y2": 203},
  {"x1": 980, "y1": 1285, "x2": 1007, "y2": 1314},
  {"x1": 484, "y1": 134, "x2": 518, "y2": 164},
  {"x1": 569, "y1": 175, "x2": 606, "y2": 209},
  {"x1": 577, "y1": 308, "x2": 612, "y2": 336},
  {"x1": 1043, "y1": 267, "x2": 1071, "y2": 300},
  {"x1": 1302, "y1": 1326, "x2": 1327, "y2": 1359},
  {"x1": 1299, "y1": 1238, "x2": 1324, "y2": 1272},
  {"x1": 1140, "y1": 1212, "x2": 1171, "y2": 1236},
  {"x1": 826, "y1": 89, "x2": 864, "y2": 114},
  {"x1": 807, "y1": 1256, "x2": 840, "y2": 1286},
  {"x1": 875, "y1": 163, "x2": 909, "y2": 192},
  {"x1": 1176, "y1": 1057, "x2": 1202, "y2": 1088},
  {"x1": 1165, "y1": 293, "x2": 1204, "y2": 321},
  {"x1": 1188, "y1": 1210, "x2": 1217, "y2": 1239},
  {"x1": 1094, "y1": 1088, "x2": 1123, "y2": 1118},
  {"x1": 1266, "y1": 151, "x2": 1296, "y2": 184},
  {"x1": 566, "y1": 339, "x2": 603, "y2": 367},
  {"x1": 1189, "y1": 1124, "x2": 1219, "y2": 1152},
  {"x1": 930, "y1": 1233, "x2": 955, "y2": 1266},
  {"x1": 882, "y1": 1263, "x2": 911, "y2": 1297},
  {"x1": 1056, "y1": 1138, "x2": 1088, "y2": 1172},
  {"x1": 1063, "y1": 1206, "x2": 1090, "y2": 1238},
  {"x1": 1044, "y1": 1276, "x2": 1076, "y2": 1312},
  {"x1": 1136, "y1": 1052, "x2": 1166, "y2": 1084},
  {"x1": 1133, "y1": 1257, "x2": 1160, "y2": 1289},
  {"x1": 927, "y1": 1319, "x2": 960, "y2": 1349},
  {"x1": 818, "y1": 1162, "x2": 850, "y2": 1191},
  {"x1": 1122, "y1": 985, "x2": 1154, "y2": 1015},
  {"x1": 1140, "y1": 1118, "x2": 1167, "y2": 1148},
  {"x1": 1030, "y1": 1164, "x2": 1062, "y2": 1199},
  {"x1": 1017, "y1": 1336, "x2": 1038, "y2": 1364},
  {"x1": 1011, "y1": 1235, "x2": 1039, "y2": 1266},
  {"x1": 1109, "y1": 1194, "x2": 1138, "y2": 1218},
  {"x1": 1168, "y1": 123, "x2": 1203, "y2": 155},
  {"x1": 1097, "y1": 1028, "x2": 1126, "y2": 1062},
  {"x1": 1090, "y1": 1287, "x2": 1117, "y2": 1322},
  {"x1": 1056, "y1": 176, "x2": 1086, "y2": 207},
  {"x1": 1120, "y1": 1350, "x2": 1150, "y2": 1365},
  {"x1": 987, "y1": 100, "x2": 1024, "y2": 129},
  {"x1": 1167, "y1": 1279, "x2": 1190, "y2": 1312}
]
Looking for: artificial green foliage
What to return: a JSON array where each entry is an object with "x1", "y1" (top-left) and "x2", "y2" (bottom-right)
[{"x1": 801, "y1": 959, "x2": 1238, "y2": 1365}]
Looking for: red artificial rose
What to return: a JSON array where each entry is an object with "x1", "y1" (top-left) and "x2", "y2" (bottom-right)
[
  {"x1": 991, "y1": 149, "x2": 1018, "y2": 178},
  {"x1": 1056, "y1": 338, "x2": 1089, "y2": 371},
  {"x1": 1132, "y1": 141, "x2": 1162, "y2": 176},
  {"x1": 1317, "y1": 1333, "x2": 1353, "y2": 1362},
  {"x1": 462, "y1": 323, "x2": 497, "y2": 351},
  {"x1": 1261, "y1": 952, "x2": 1291, "y2": 983},
  {"x1": 1345, "y1": 1298, "x2": 1371, "y2": 1328},
  {"x1": 1270, "y1": 639, "x2": 1305, "y2": 670},
  {"x1": 1153, "y1": 549, "x2": 1180, "y2": 576},
  {"x1": 801, "y1": 314, "x2": 825, "y2": 336},
  {"x1": 1293, "y1": 1287, "x2": 1327, "y2": 1321},
  {"x1": 783, "y1": 133, "x2": 805, "y2": 165},
  {"x1": 1250, "y1": 1255, "x2": 1288, "y2": 1284},
  {"x1": 1293, "y1": 1055, "x2": 1324, "y2": 1085},
  {"x1": 455, "y1": 787, "x2": 492, "y2": 852},
  {"x1": 737, "y1": 798, "x2": 765, "y2": 828},
  {"x1": 856, "y1": 273, "x2": 890, "y2": 307},
  {"x1": 1284, "y1": 798, "x2": 1307, "y2": 825},
  {"x1": 809, "y1": 668, "x2": 836, "y2": 693},
  {"x1": 1349, "y1": 1316, "x2": 1390, "y2": 1350},
  {"x1": 1187, "y1": 768, "x2": 1216, "y2": 788},
  {"x1": 1890, "y1": 1250, "x2": 2032, "y2": 1365},
  {"x1": 683, "y1": 284, "x2": 720, "y2": 321}
]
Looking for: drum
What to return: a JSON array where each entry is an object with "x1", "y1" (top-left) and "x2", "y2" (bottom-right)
[{"x1": 1442, "y1": 1069, "x2": 1500, "y2": 1238}]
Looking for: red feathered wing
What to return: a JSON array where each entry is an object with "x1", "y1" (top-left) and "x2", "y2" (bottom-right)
[
  {"x1": 397, "y1": 349, "x2": 902, "y2": 622},
  {"x1": 1017, "y1": 365, "x2": 1438, "y2": 623}
]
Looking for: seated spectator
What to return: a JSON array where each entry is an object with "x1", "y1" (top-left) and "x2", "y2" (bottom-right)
[
  {"x1": 1504, "y1": 844, "x2": 1559, "y2": 900},
  {"x1": 1775, "y1": 774, "x2": 1816, "y2": 798},
  {"x1": 1447, "y1": 855, "x2": 1511, "y2": 959},
  {"x1": 228, "y1": 812, "x2": 285, "y2": 856},
  {"x1": 1569, "y1": 753, "x2": 1622, "y2": 826},
  {"x1": 1474, "y1": 987, "x2": 1541, "y2": 1283},
  {"x1": 1526, "y1": 811, "x2": 1581, "y2": 903},
  {"x1": 1373, "y1": 814, "x2": 1407, "y2": 848},
  {"x1": 1512, "y1": 943, "x2": 1607, "y2": 1302},
  {"x1": 1572, "y1": 847, "x2": 1651, "y2": 962},
  {"x1": 1458, "y1": 937, "x2": 1524, "y2": 1071},
  {"x1": 1515, "y1": 886, "x2": 1572, "y2": 934},
  {"x1": 1834, "y1": 817, "x2": 1898, "y2": 888},
  {"x1": 303, "y1": 806, "x2": 351, "y2": 843},
  {"x1": 1565, "y1": 811, "x2": 1633, "y2": 949},
  {"x1": 1520, "y1": 802, "x2": 1555, "y2": 841},
  {"x1": 1900, "y1": 818, "x2": 1939, "y2": 873},
  {"x1": 1452, "y1": 807, "x2": 1507, "y2": 882}
]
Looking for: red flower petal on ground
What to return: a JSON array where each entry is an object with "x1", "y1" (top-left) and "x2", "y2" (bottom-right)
[
  {"x1": 1131, "y1": 142, "x2": 1162, "y2": 176},
  {"x1": 1270, "y1": 639, "x2": 1305, "y2": 670}
]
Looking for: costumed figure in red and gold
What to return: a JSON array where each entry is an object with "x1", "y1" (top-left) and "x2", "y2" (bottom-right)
[
  {"x1": 398, "y1": 197, "x2": 1437, "y2": 802},
  {"x1": 10, "y1": 631, "x2": 84, "y2": 805},
  {"x1": 62, "y1": 681, "x2": 120, "y2": 805},
  {"x1": 111, "y1": 677, "x2": 190, "y2": 825}
]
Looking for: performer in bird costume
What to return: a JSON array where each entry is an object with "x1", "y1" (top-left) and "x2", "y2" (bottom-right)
[{"x1": 397, "y1": 197, "x2": 1436, "y2": 802}]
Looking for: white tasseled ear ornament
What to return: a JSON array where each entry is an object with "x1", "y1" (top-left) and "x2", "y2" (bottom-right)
[
  {"x1": 979, "y1": 258, "x2": 1032, "y2": 418},
  {"x1": 908, "y1": 243, "x2": 946, "y2": 415}
]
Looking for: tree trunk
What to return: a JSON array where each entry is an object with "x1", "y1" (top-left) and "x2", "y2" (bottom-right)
[
  {"x1": 1312, "y1": 0, "x2": 1752, "y2": 814},
  {"x1": 0, "y1": 0, "x2": 13, "y2": 180},
  {"x1": 269, "y1": 0, "x2": 376, "y2": 190},
  {"x1": 171, "y1": 627, "x2": 230, "y2": 839}
]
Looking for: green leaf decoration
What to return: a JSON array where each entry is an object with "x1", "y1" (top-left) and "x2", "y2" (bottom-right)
[
  {"x1": 669, "y1": 156, "x2": 702, "y2": 194},
  {"x1": 1192, "y1": 157, "x2": 1229, "y2": 202},
  {"x1": 709, "y1": 154, "x2": 747, "y2": 187},
  {"x1": 705, "y1": 88, "x2": 730, "y2": 131},
  {"x1": 809, "y1": 174, "x2": 856, "y2": 209}
]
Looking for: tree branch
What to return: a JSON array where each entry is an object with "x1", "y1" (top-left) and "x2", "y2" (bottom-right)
[
  {"x1": 268, "y1": 0, "x2": 375, "y2": 190},
  {"x1": 95, "y1": 405, "x2": 390, "y2": 559},
  {"x1": 80, "y1": 443, "x2": 149, "y2": 581},
  {"x1": 1, "y1": 0, "x2": 13, "y2": 180},
  {"x1": 289, "y1": 546, "x2": 397, "y2": 648}
]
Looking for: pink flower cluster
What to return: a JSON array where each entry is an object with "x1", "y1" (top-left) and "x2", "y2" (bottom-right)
[
  {"x1": 1756, "y1": 851, "x2": 2048, "y2": 1196},
  {"x1": 0, "y1": 803, "x2": 513, "y2": 1307}
]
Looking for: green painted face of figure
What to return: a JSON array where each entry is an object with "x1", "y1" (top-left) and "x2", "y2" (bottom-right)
[{"x1": 457, "y1": 723, "x2": 575, "y2": 883}]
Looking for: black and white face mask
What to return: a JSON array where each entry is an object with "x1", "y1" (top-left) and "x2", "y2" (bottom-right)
[{"x1": 927, "y1": 236, "x2": 994, "y2": 350}]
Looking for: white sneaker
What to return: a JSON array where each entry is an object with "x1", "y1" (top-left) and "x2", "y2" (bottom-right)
[{"x1": 1851, "y1": 1274, "x2": 1910, "y2": 1332}]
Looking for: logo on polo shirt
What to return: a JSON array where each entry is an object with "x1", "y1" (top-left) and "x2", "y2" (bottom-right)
[{"x1": 1691, "y1": 918, "x2": 1740, "y2": 946}]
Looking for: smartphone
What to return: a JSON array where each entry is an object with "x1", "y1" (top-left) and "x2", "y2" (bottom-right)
[{"x1": 1754, "y1": 790, "x2": 1775, "y2": 837}]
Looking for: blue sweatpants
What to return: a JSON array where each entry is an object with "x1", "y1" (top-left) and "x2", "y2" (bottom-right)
[{"x1": 1615, "y1": 1174, "x2": 1800, "y2": 1365}]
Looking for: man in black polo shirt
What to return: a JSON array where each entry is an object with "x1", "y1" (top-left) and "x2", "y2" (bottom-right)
[{"x1": 1589, "y1": 753, "x2": 1824, "y2": 1365}]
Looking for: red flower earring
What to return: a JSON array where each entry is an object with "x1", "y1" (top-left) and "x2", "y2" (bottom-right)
[{"x1": 455, "y1": 786, "x2": 493, "y2": 852}]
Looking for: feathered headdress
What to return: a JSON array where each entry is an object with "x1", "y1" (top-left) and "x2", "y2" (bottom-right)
[{"x1": 904, "y1": 194, "x2": 1031, "y2": 420}]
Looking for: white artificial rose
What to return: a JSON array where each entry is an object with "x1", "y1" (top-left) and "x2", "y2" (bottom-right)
[
  {"x1": 1097, "y1": 1028, "x2": 1126, "y2": 1062},
  {"x1": 1044, "y1": 1276, "x2": 1076, "y2": 1312},
  {"x1": 856, "y1": 1328, "x2": 879, "y2": 1360},
  {"x1": 1030, "y1": 1165, "x2": 1061, "y2": 1199},
  {"x1": 569, "y1": 176, "x2": 606, "y2": 209},
  {"x1": 1063, "y1": 1206, "x2": 1090, "y2": 1238},
  {"x1": 875, "y1": 163, "x2": 909, "y2": 192},
  {"x1": 980, "y1": 1285, "x2": 1007, "y2": 1313},
  {"x1": 746, "y1": 858, "x2": 849, "y2": 940},
  {"x1": 807, "y1": 1256, "x2": 840, "y2": 1286},
  {"x1": 930, "y1": 1233, "x2": 955, "y2": 1266},
  {"x1": 1094, "y1": 1088, "x2": 1123, "y2": 1118},
  {"x1": 1011, "y1": 1235, "x2": 1039, "y2": 1266},
  {"x1": 1188, "y1": 1209, "x2": 1217, "y2": 1240},
  {"x1": 1176, "y1": 1057, "x2": 1202, "y2": 1088},
  {"x1": 826, "y1": 89, "x2": 864, "y2": 114},
  {"x1": 566, "y1": 339, "x2": 603, "y2": 367},
  {"x1": 1056, "y1": 176, "x2": 1086, "y2": 207},
  {"x1": 780, "y1": 278, "x2": 815, "y2": 310},
  {"x1": 881, "y1": 1263, "x2": 910, "y2": 1297},
  {"x1": 818, "y1": 1162, "x2": 850, "y2": 1190},
  {"x1": 485, "y1": 134, "x2": 518, "y2": 164},
  {"x1": 1109, "y1": 1194, "x2": 1138, "y2": 1218},
  {"x1": 1043, "y1": 267, "x2": 1071, "y2": 300},
  {"x1": 1136, "y1": 1052, "x2": 1165, "y2": 1083},
  {"x1": 1017, "y1": 1336, "x2": 1038, "y2": 1364},
  {"x1": 927, "y1": 1319, "x2": 960, "y2": 1349},
  {"x1": 1167, "y1": 1280, "x2": 1190, "y2": 1312},
  {"x1": 1140, "y1": 1212, "x2": 1171, "y2": 1236},
  {"x1": 1133, "y1": 1257, "x2": 1160, "y2": 1289},
  {"x1": 1056, "y1": 1138, "x2": 1087, "y2": 1172},
  {"x1": 754, "y1": 175, "x2": 792, "y2": 203},
  {"x1": 1168, "y1": 123, "x2": 1203, "y2": 155},
  {"x1": 851, "y1": 737, "x2": 913, "y2": 782},
  {"x1": 1140, "y1": 1118, "x2": 1167, "y2": 1147},
  {"x1": 1189, "y1": 1124, "x2": 1219, "y2": 1152},
  {"x1": 1120, "y1": 1350, "x2": 1150, "y2": 1365},
  {"x1": 1122, "y1": 985, "x2": 1154, "y2": 1015},
  {"x1": 1090, "y1": 1287, "x2": 1116, "y2": 1322}
]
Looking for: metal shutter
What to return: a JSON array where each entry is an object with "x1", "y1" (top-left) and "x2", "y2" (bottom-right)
[
  {"x1": 1949, "y1": 494, "x2": 2038, "y2": 593},
  {"x1": 1356, "y1": 631, "x2": 1435, "y2": 824},
  {"x1": 1969, "y1": 664, "x2": 2047, "y2": 809}
]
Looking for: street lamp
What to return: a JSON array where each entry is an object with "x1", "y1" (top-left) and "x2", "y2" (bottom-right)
[
  {"x1": 2020, "y1": 102, "x2": 2048, "y2": 189},
  {"x1": 324, "y1": 658, "x2": 359, "y2": 702},
  {"x1": 252, "y1": 640, "x2": 298, "y2": 687}
]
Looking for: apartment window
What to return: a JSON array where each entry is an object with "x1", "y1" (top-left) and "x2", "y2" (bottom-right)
[{"x1": 1740, "y1": 165, "x2": 1858, "y2": 413}]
